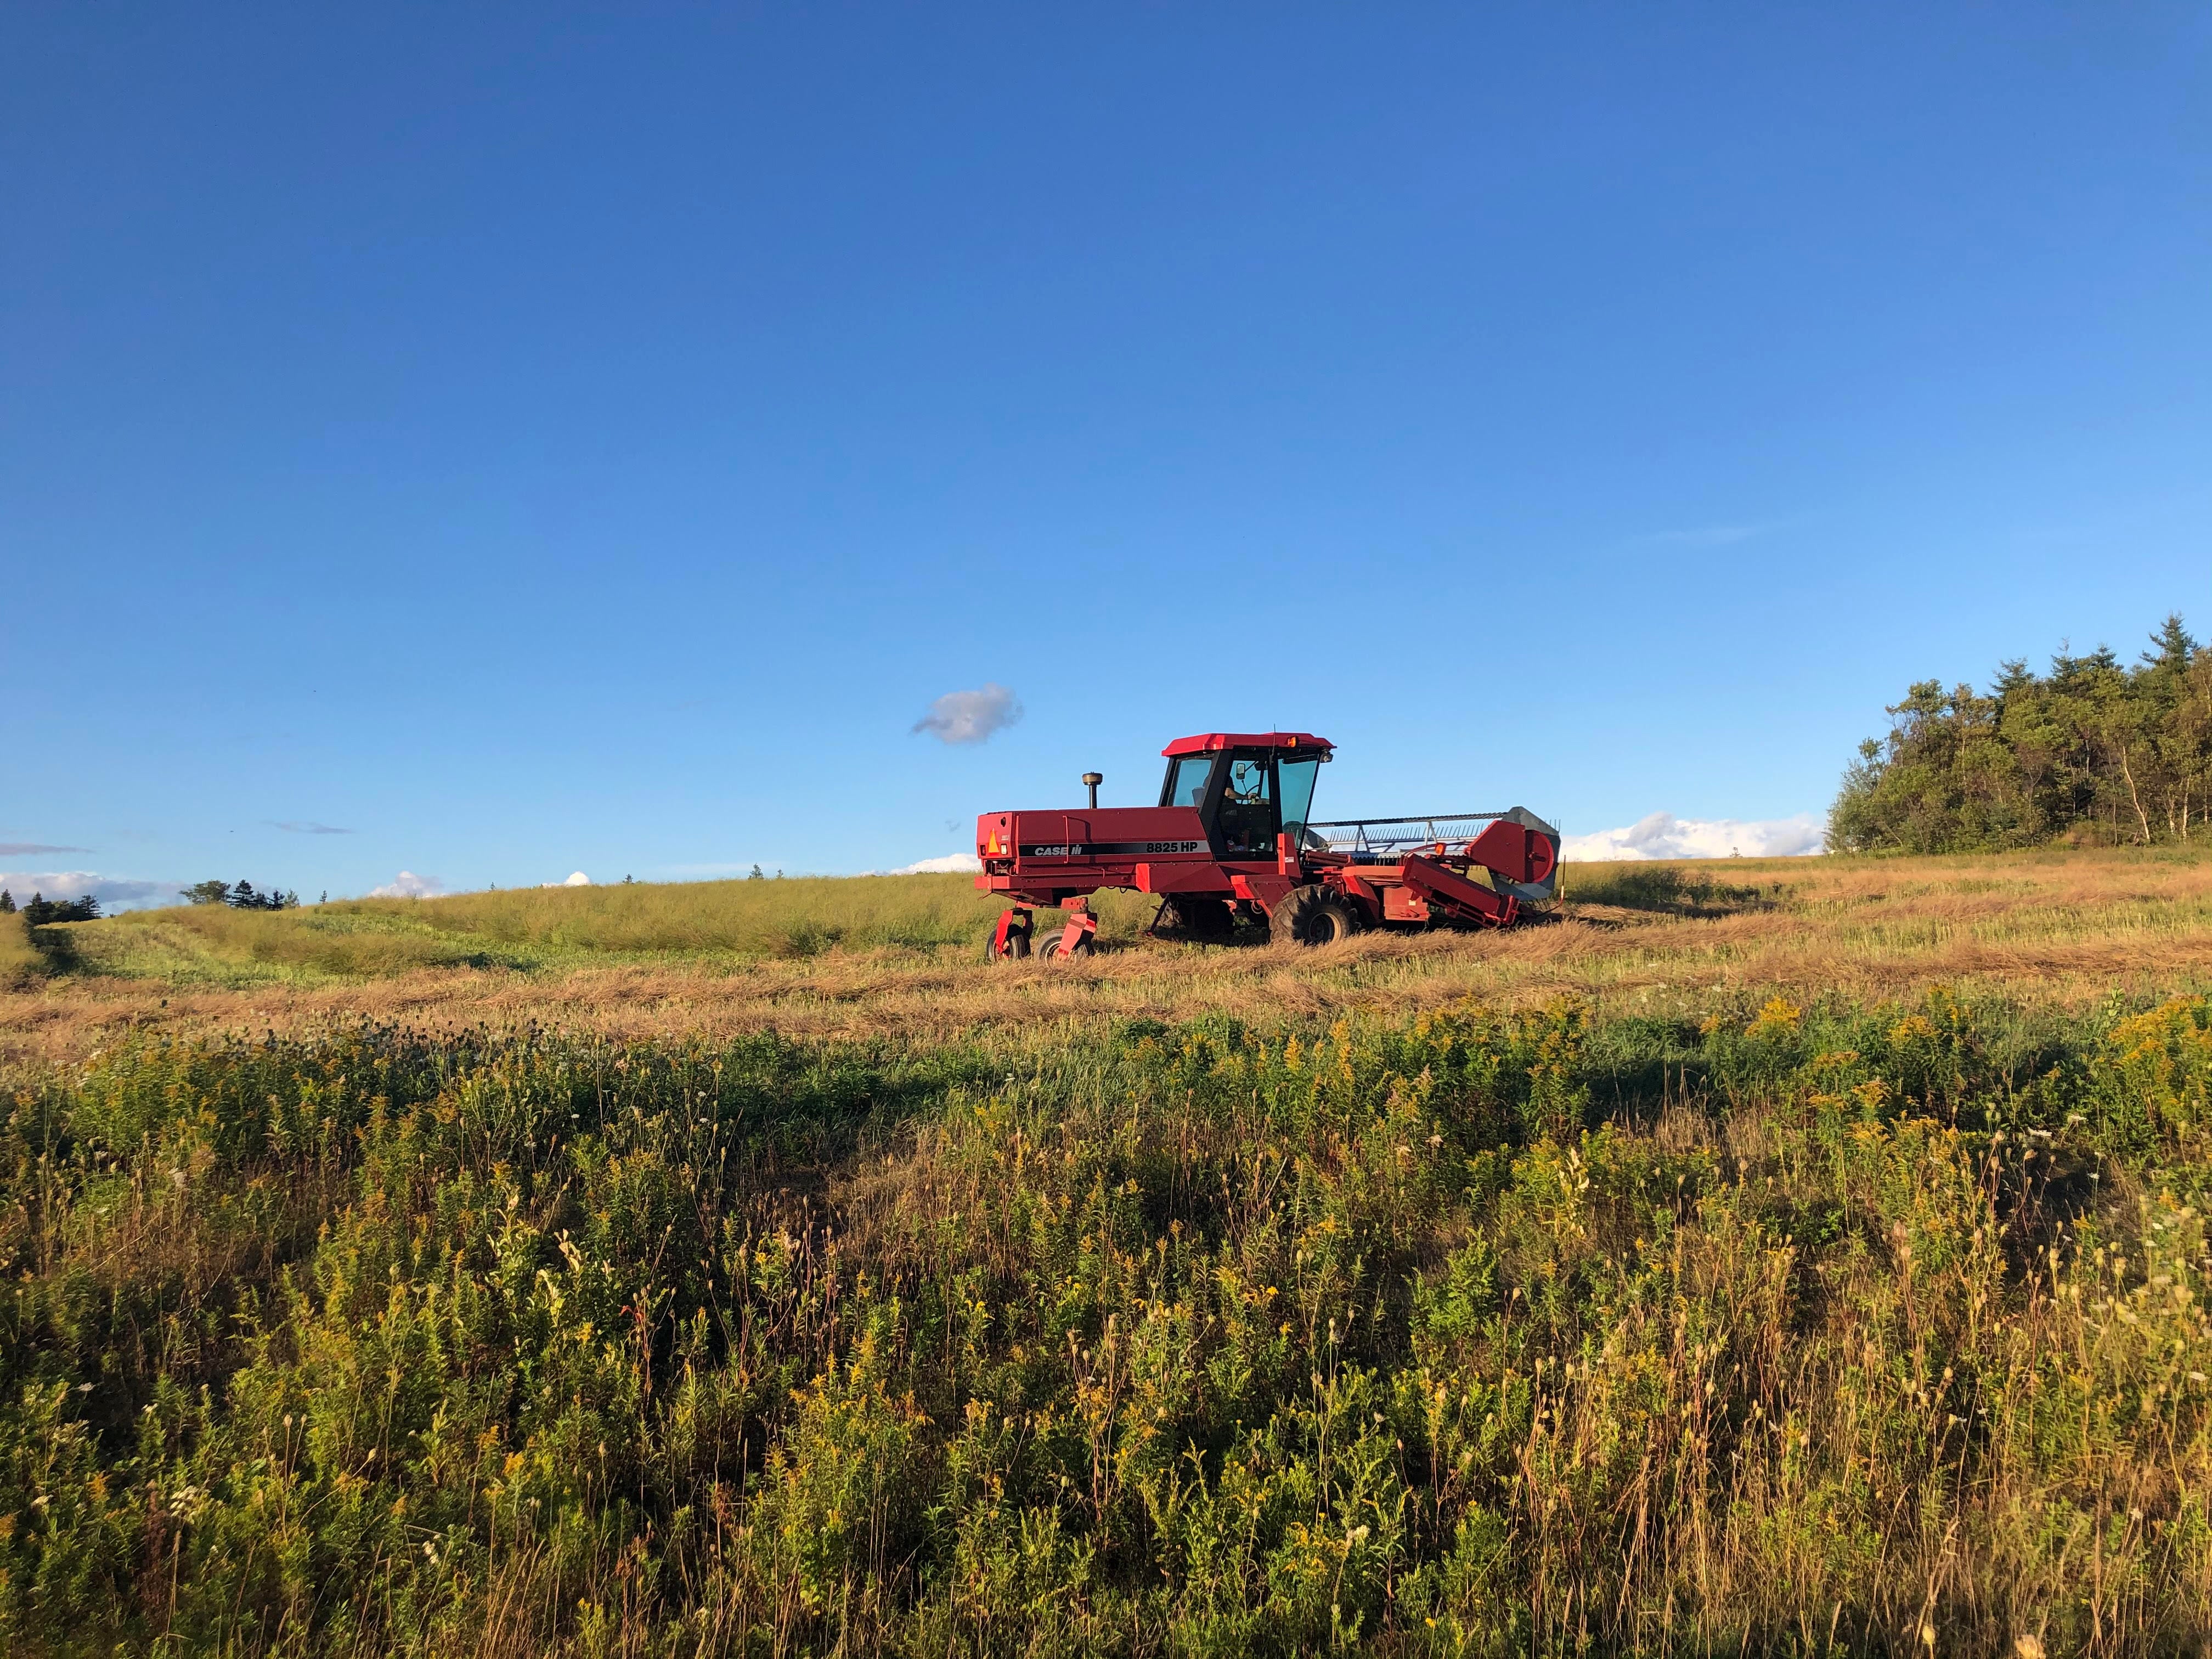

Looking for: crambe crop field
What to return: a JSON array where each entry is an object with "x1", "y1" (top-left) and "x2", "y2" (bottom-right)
[{"x1": 2, "y1": 849, "x2": 2210, "y2": 1655}]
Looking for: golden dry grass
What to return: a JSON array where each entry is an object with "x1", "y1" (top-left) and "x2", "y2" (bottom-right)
[
  {"x1": 8, "y1": 845, "x2": 2210, "y2": 1069},
  {"x1": 0, "y1": 916, "x2": 41, "y2": 989}
]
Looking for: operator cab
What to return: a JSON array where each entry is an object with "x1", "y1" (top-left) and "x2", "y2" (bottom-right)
[{"x1": 1157, "y1": 731, "x2": 1333, "y2": 859}]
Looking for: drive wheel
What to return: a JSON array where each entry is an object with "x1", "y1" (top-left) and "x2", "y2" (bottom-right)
[
  {"x1": 1270, "y1": 885, "x2": 1361, "y2": 947},
  {"x1": 1037, "y1": 928, "x2": 1094, "y2": 960},
  {"x1": 1154, "y1": 895, "x2": 1234, "y2": 940},
  {"x1": 985, "y1": 919, "x2": 1032, "y2": 961}
]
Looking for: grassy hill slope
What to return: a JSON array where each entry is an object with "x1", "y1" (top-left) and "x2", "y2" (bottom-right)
[
  {"x1": 59, "y1": 873, "x2": 1165, "y2": 986},
  {"x1": 1, "y1": 848, "x2": 2210, "y2": 1654}
]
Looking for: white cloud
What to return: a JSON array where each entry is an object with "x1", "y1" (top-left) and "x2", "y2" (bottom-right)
[
  {"x1": 889, "y1": 852, "x2": 982, "y2": 874},
  {"x1": 370, "y1": 870, "x2": 448, "y2": 898},
  {"x1": 1561, "y1": 812, "x2": 1825, "y2": 862},
  {"x1": 563, "y1": 871, "x2": 589, "y2": 887},
  {"x1": 0, "y1": 870, "x2": 182, "y2": 913},
  {"x1": 912, "y1": 683, "x2": 1022, "y2": 745}
]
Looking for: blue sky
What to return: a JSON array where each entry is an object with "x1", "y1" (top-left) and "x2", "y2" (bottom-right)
[{"x1": 5, "y1": 5, "x2": 2208, "y2": 905}]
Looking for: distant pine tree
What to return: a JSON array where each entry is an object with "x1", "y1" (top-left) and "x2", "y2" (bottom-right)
[
  {"x1": 184, "y1": 879, "x2": 297, "y2": 910},
  {"x1": 2145, "y1": 613, "x2": 2198, "y2": 676},
  {"x1": 0, "y1": 890, "x2": 13, "y2": 913},
  {"x1": 231, "y1": 881, "x2": 298, "y2": 910}
]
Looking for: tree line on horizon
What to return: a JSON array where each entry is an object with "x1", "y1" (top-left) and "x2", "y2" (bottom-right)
[
  {"x1": 0, "y1": 891, "x2": 100, "y2": 924},
  {"x1": 182, "y1": 878, "x2": 300, "y2": 910},
  {"x1": 1830, "y1": 613, "x2": 2212, "y2": 854}
]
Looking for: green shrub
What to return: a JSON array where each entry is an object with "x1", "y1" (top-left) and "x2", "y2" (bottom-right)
[{"x1": 1, "y1": 992, "x2": 2208, "y2": 1653}]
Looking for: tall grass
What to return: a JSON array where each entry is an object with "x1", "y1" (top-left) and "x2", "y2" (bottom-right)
[
  {"x1": 0, "y1": 917, "x2": 42, "y2": 987},
  {"x1": 1, "y1": 984, "x2": 2207, "y2": 1654},
  {"x1": 362, "y1": 872, "x2": 1036, "y2": 955},
  {"x1": 1560, "y1": 861, "x2": 1783, "y2": 913},
  {"x1": 76, "y1": 908, "x2": 506, "y2": 984},
  {"x1": 84, "y1": 876, "x2": 1166, "y2": 981}
]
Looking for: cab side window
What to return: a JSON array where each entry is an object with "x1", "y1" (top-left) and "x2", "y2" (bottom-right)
[{"x1": 1161, "y1": 754, "x2": 1215, "y2": 811}]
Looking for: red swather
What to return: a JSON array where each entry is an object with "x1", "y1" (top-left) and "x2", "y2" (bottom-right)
[{"x1": 977, "y1": 732, "x2": 1559, "y2": 958}]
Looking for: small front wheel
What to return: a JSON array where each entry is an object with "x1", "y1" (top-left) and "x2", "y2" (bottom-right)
[
  {"x1": 1037, "y1": 928, "x2": 1096, "y2": 961},
  {"x1": 1269, "y1": 885, "x2": 1361, "y2": 947},
  {"x1": 985, "y1": 911, "x2": 1033, "y2": 961}
]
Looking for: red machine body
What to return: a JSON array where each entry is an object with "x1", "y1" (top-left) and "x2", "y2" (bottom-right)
[{"x1": 976, "y1": 732, "x2": 1559, "y2": 957}]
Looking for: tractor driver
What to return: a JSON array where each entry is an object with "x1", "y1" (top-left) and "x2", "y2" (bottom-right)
[{"x1": 1214, "y1": 754, "x2": 1276, "y2": 856}]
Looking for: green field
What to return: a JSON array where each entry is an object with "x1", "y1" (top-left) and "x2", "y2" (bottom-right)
[
  {"x1": 52, "y1": 875, "x2": 1169, "y2": 988},
  {"x1": 21, "y1": 860, "x2": 1797, "y2": 992},
  {"x1": 2, "y1": 853, "x2": 2210, "y2": 1654}
]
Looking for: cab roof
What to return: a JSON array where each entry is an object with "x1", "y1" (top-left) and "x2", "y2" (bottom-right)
[{"x1": 1160, "y1": 731, "x2": 1334, "y2": 758}]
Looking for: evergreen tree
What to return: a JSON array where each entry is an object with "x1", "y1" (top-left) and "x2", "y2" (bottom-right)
[
  {"x1": 1832, "y1": 615, "x2": 2209, "y2": 851},
  {"x1": 22, "y1": 893, "x2": 99, "y2": 924},
  {"x1": 183, "y1": 879, "x2": 297, "y2": 910}
]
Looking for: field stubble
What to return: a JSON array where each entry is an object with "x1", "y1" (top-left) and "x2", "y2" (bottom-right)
[{"x1": 6, "y1": 849, "x2": 2211, "y2": 1069}]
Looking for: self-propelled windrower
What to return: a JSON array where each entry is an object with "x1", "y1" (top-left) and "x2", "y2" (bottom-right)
[{"x1": 976, "y1": 731, "x2": 1559, "y2": 960}]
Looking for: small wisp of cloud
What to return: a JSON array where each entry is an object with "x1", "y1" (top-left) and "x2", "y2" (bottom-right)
[
  {"x1": 1562, "y1": 812, "x2": 1824, "y2": 862},
  {"x1": 0, "y1": 843, "x2": 90, "y2": 857},
  {"x1": 912, "y1": 683, "x2": 1022, "y2": 745},
  {"x1": 370, "y1": 871, "x2": 448, "y2": 898},
  {"x1": 271, "y1": 821, "x2": 353, "y2": 835}
]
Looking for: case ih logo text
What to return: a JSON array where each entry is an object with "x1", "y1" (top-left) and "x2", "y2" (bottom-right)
[{"x1": 1018, "y1": 839, "x2": 1204, "y2": 857}]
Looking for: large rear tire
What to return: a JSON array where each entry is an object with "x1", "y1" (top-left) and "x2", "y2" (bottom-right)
[{"x1": 1269, "y1": 885, "x2": 1361, "y2": 947}]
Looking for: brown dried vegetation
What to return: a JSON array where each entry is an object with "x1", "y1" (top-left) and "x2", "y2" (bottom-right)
[{"x1": 8, "y1": 848, "x2": 2209, "y2": 1069}]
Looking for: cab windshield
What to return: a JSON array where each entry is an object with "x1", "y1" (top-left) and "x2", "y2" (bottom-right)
[{"x1": 1277, "y1": 755, "x2": 1322, "y2": 837}]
